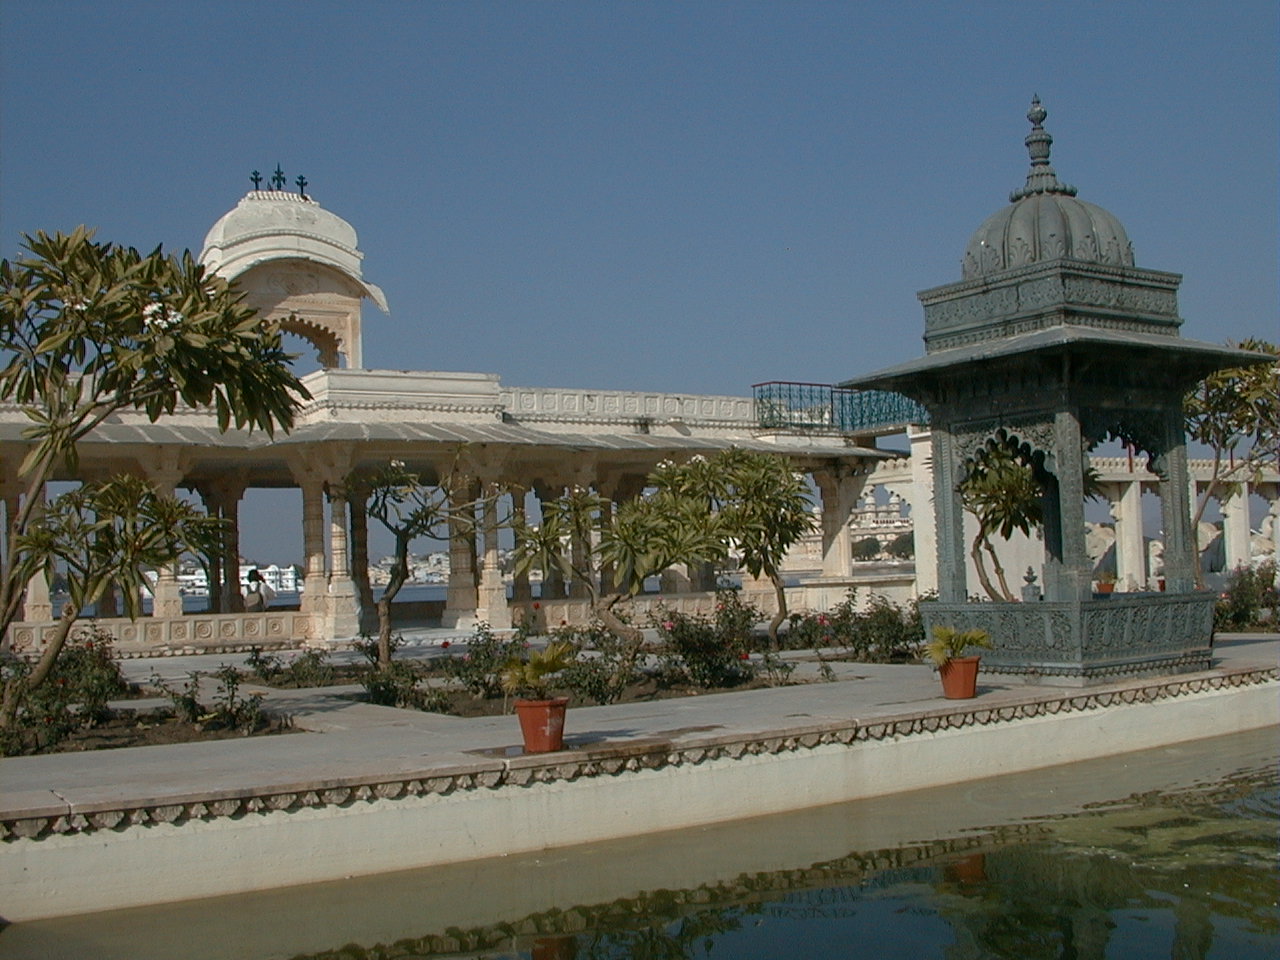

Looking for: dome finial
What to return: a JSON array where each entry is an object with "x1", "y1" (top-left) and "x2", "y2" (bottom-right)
[{"x1": 1010, "y1": 96, "x2": 1077, "y2": 201}]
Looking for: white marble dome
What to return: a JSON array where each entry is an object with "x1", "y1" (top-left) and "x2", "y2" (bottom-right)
[
  {"x1": 200, "y1": 189, "x2": 388, "y2": 311},
  {"x1": 961, "y1": 98, "x2": 1134, "y2": 280}
]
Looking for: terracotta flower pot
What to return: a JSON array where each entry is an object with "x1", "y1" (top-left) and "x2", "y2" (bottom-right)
[
  {"x1": 1095, "y1": 582, "x2": 1115, "y2": 595},
  {"x1": 938, "y1": 656, "x2": 981, "y2": 699},
  {"x1": 514, "y1": 697, "x2": 569, "y2": 753}
]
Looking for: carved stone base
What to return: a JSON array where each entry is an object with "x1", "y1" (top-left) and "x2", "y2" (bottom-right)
[{"x1": 922, "y1": 592, "x2": 1216, "y2": 687}]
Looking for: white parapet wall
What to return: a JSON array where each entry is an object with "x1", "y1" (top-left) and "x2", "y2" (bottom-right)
[{"x1": 2, "y1": 670, "x2": 1274, "y2": 921}]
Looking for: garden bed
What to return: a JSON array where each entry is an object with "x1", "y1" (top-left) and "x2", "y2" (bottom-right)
[{"x1": 33, "y1": 708, "x2": 298, "y2": 753}]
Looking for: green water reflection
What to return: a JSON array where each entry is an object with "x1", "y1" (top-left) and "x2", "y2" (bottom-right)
[
  {"x1": 285, "y1": 760, "x2": 1277, "y2": 960},
  {"x1": 3, "y1": 728, "x2": 1276, "y2": 960}
]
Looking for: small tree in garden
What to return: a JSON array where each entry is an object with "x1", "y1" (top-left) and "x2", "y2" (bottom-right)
[
  {"x1": 958, "y1": 446, "x2": 1043, "y2": 601},
  {"x1": 350, "y1": 457, "x2": 500, "y2": 668},
  {"x1": 0, "y1": 228, "x2": 305, "y2": 733},
  {"x1": 1184, "y1": 339, "x2": 1279, "y2": 588},
  {"x1": 652, "y1": 449, "x2": 815, "y2": 646},
  {"x1": 515, "y1": 484, "x2": 725, "y2": 681}
]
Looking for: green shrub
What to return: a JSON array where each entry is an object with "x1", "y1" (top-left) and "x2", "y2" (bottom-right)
[
  {"x1": 782, "y1": 592, "x2": 924, "y2": 661},
  {"x1": 551, "y1": 621, "x2": 640, "y2": 704},
  {"x1": 0, "y1": 625, "x2": 129, "y2": 755},
  {"x1": 363, "y1": 660, "x2": 448, "y2": 711},
  {"x1": 654, "y1": 590, "x2": 758, "y2": 688},
  {"x1": 438, "y1": 622, "x2": 527, "y2": 698},
  {"x1": 1215, "y1": 560, "x2": 1278, "y2": 631}
]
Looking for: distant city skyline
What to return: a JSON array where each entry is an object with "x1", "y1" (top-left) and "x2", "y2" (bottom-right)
[{"x1": 3, "y1": 1, "x2": 1275, "y2": 560}]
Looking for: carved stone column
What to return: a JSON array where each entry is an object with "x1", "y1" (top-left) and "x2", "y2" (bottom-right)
[
  {"x1": 477, "y1": 482, "x2": 511, "y2": 628},
  {"x1": 509, "y1": 488, "x2": 533, "y2": 603},
  {"x1": 326, "y1": 486, "x2": 360, "y2": 639},
  {"x1": 908, "y1": 427, "x2": 937, "y2": 596},
  {"x1": 204, "y1": 478, "x2": 247, "y2": 613},
  {"x1": 1220, "y1": 482, "x2": 1252, "y2": 571},
  {"x1": 533, "y1": 484, "x2": 565, "y2": 600},
  {"x1": 1112, "y1": 479, "x2": 1147, "y2": 591},
  {"x1": 932, "y1": 427, "x2": 968, "y2": 603},
  {"x1": 443, "y1": 479, "x2": 479, "y2": 629},
  {"x1": 1157, "y1": 412, "x2": 1197, "y2": 593},
  {"x1": 1048, "y1": 410, "x2": 1091, "y2": 602},
  {"x1": 813, "y1": 467, "x2": 865, "y2": 580},
  {"x1": 139, "y1": 451, "x2": 186, "y2": 618},
  {"x1": 347, "y1": 482, "x2": 377, "y2": 634},
  {"x1": 299, "y1": 477, "x2": 328, "y2": 621}
]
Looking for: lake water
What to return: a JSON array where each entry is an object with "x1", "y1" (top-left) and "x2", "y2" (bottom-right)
[{"x1": 2, "y1": 727, "x2": 1275, "y2": 960}]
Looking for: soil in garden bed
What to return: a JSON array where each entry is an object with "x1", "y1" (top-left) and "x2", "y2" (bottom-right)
[
  {"x1": 34, "y1": 709, "x2": 298, "y2": 754},
  {"x1": 378, "y1": 673, "x2": 801, "y2": 719}
]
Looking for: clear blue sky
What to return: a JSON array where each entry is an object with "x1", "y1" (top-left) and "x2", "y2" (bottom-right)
[{"x1": 3, "y1": 1, "x2": 1276, "y2": 561}]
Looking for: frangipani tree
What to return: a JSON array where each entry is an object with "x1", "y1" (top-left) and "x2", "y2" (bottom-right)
[
  {"x1": 349, "y1": 457, "x2": 500, "y2": 667},
  {"x1": 958, "y1": 446, "x2": 1044, "y2": 601},
  {"x1": 0, "y1": 228, "x2": 306, "y2": 729},
  {"x1": 651, "y1": 449, "x2": 815, "y2": 645},
  {"x1": 514, "y1": 484, "x2": 725, "y2": 673},
  {"x1": 1184, "y1": 338, "x2": 1279, "y2": 586}
]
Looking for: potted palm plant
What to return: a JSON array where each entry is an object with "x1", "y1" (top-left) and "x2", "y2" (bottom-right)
[
  {"x1": 502, "y1": 640, "x2": 578, "y2": 753},
  {"x1": 925, "y1": 626, "x2": 993, "y2": 699},
  {"x1": 1094, "y1": 569, "x2": 1117, "y2": 595}
]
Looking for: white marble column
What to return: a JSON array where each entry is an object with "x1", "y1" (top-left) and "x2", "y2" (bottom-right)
[
  {"x1": 908, "y1": 427, "x2": 938, "y2": 596},
  {"x1": 509, "y1": 489, "x2": 533, "y2": 603},
  {"x1": 139, "y1": 454, "x2": 186, "y2": 618},
  {"x1": 1113, "y1": 480, "x2": 1147, "y2": 592},
  {"x1": 477, "y1": 483, "x2": 511, "y2": 628},
  {"x1": 326, "y1": 487, "x2": 360, "y2": 638},
  {"x1": 443, "y1": 480, "x2": 479, "y2": 629},
  {"x1": 813, "y1": 467, "x2": 864, "y2": 580},
  {"x1": 299, "y1": 478, "x2": 328, "y2": 621}
]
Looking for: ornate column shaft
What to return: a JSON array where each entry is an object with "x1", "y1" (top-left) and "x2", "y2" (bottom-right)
[
  {"x1": 326, "y1": 486, "x2": 360, "y2": 638},
  {"x1": 908, "y1": 427, "x2": 937, "y2": 596},
  {"x1": 533, "y1": 484, "x2": 566, "y2": 600},
  {"x1": 1049, "y1": 410, "x2": 1091, "y2": 601},
  {"x1": 813, "y1": 467, "x2": 864, "y2": 580},
  {"x1": 1158, "y1": 412, "x2": 1197, "y2": 593},
  {"x1": 1112, "y1": 479, "x2": 1148, "y2": 591},
  {"x1": 476, "y1": 484, "x2": 512, "y2": 628},
  {"x1": 509, "y1": 488, "x2": 533, "y2": 603},
  {"x1": 443, "y1": 479, "x2": 479, "y2": 629},
  {"x1": 932, "y1": 427, "x2": 967, "y2": 602},
  {"x1": 139, "y1": 454, "x2": 186, "y2": 618},
  {"x1": 299, "y1": 478, "x2": 328, "y2": 619}
]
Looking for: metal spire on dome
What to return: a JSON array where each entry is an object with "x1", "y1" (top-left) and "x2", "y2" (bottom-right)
[{"x1": 1009, "y1": 95, "x2": 1077, "y2": 202}]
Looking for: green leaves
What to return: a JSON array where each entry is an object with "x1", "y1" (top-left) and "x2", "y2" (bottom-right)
[
  {"x1": 1, "y1": 228, "x2": 310, "y2": 483},
  {"x1": 15, "y1": 476, "x2": 224, "y2": 620}
]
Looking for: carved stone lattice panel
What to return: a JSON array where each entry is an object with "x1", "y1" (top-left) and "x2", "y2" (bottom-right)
[
  {"x1": 952, "y1": 417, "x2": 1057, "y2": 466},
  {"x1": 922, "y1": 594, "x2": 1215, "y2": 684},
  {"x1": 1081, "y1": 407, "x2": 1167, "y2": 464}
]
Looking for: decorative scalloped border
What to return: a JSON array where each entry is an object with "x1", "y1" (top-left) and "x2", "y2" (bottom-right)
[{"x1": 3, "y1": 667, "x2": 1274, "y2": 843}]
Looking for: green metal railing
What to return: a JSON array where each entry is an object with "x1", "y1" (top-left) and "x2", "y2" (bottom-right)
[{"x1": 753, "y1": 381, "x2": 928, "y2": 433}]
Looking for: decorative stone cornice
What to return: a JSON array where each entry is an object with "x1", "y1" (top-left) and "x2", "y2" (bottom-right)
[{"x1": 4, "y1": 666, "x2": 1273, "y2": 843}]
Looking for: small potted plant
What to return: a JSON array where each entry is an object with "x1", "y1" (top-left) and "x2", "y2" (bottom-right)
[
  {"x1": 1094, "y1": 569, "x2": 1117, "y2": 595},
  {"x1": 925, "y1": 626, "x2": 993, "y2": 699},
  {"x1": 502, "y1": 640, "x2": 578, "y2": 753}
]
